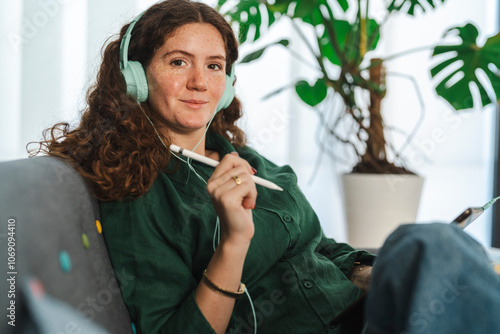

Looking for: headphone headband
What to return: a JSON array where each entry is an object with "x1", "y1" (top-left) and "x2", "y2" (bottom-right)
[
  {"x1": 119, "y1": 11, "x2": 144, "y2": 71},
  {"x1": 119, "y1": 11, "x2": 149, "y2": 102}
]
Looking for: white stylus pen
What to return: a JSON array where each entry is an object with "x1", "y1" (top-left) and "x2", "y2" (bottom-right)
[{"x1": 170, "y1": 144, "x2": 283, "y2": 191}]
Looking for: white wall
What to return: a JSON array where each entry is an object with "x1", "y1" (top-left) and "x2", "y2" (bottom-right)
[
  {"x1": 0, "y1": 0, "x2": 497, "y2": 246},
  {"x1": 0, "y1": 2, "x2": 23, "y2": 160}
]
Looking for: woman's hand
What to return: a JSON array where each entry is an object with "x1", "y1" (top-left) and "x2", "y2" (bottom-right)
[
  {"x1": 197, "y1": 152, "x2": 257, "y2": 334},
  {"x1": 350, "y1": 265, "x2": 372, "y2": 292},
  {"x1": 206, "y1": 152, "x2": 257, "y2": 245}
]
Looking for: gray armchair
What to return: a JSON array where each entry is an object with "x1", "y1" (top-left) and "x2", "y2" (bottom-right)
[{"x1": 0, "y1": 156, "x2": 133, "y2": 334}]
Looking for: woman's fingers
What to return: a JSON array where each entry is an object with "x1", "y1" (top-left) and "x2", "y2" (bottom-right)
[
  {"x1": 206, "y1": 152, "x2": 258, "y2": 244},
  {"x1": 208, "y1": 165, "x2": 257, "y2": 209},
  {"x1": 207, "y1": 164, "x2": 245, "y2": 195},
  {"x1": 210, "y1": 152, "x2": 256, "y2": 181}
]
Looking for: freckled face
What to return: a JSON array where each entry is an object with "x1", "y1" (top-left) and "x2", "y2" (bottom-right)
[{"x1": 146, "y1": 23, "x2": 227, "y2": 135}]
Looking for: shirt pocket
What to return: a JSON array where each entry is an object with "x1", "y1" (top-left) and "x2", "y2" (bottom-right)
[{"x1": 243, "y1": 204, "x2": 297, "y2": 282}]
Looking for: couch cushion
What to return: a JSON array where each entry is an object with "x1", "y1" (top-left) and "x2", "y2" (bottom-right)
[{"x1": 0, "y1": 156, "x2": 133, "y2": 334}]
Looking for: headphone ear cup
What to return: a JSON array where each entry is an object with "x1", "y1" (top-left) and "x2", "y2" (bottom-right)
[
  {"x1": 121, "y1": 60, "x2": 148, "y2": 103},
  {"x1": 216, "y1": 66, "x2": 235, "y2": 112}
]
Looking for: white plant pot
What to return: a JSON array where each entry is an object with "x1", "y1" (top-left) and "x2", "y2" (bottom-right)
[{"x1": 341, "y1": 173, "x2": 424, "y2": 249}]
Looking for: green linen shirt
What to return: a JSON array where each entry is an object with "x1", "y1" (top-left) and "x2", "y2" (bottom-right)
[{"x1": 100, "y1": 132, "x2": 375, "y2": 334}]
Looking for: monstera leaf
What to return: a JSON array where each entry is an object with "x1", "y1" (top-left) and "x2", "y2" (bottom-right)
[
  {"x1": 293, "y1": 0, "x2": 348, "y2": 25},
  {"x1": 295, "y1": 79, "x2": 328, "y2": 106},
  {"x1": 387, "y1": 0, "x2": 446, "y2": 15},
  {"x1": 220, "y1": 0, "x2": 300, "y2": 44},
  {"x1": 221, "y1": 0, "x2": 349, "y2": 45},
  {"x1": 320, "y1": 18, "x2": 380, "y2": 66},
  {"x1": 220, "y1": 0, "x2": 275, "y2": 44},
  {"x1": 431, "y1": 23, "x2": 500, "y2": 110}
]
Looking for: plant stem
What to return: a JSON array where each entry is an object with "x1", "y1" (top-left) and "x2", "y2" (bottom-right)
[
  {"x1": 290, "y1": 18, "x2": 331, "y2": 81},
  {"x1": 320, "y1": 7, "x2": 348, "y2": 66},
  {"x1": 289, "y1": 18, "x2": 318, "y2": 59},
  {"x1": 362, "y1": 58, "x2": 387, "y2": 169},
  {"x1": 287, "y1": 48, "x2": 322, "y2": 72},
  {"x1": 385, "y1": 71, "x2": 426, "y2": 158},
  {"x1": 363, "y1": 44, "x2": 436, "y2": 71}
]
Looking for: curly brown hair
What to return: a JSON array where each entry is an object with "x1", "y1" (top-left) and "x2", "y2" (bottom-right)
[{"x1": 29, "y1": 0, "x2": 246, "y2": 201}]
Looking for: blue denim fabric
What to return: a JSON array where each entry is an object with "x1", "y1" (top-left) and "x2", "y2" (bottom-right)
[{"x1": 365, "y1": 223, "x2": 500, "y2": 334}]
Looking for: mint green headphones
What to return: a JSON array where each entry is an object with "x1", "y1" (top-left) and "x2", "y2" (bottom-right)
[{"x1": 119, "y1": 12, "x2": 235, "y2": 112}]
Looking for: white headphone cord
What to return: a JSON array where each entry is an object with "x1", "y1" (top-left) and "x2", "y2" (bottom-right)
[
  {"x1": 140, "y1": 105, "x2": 256, "y2": 334},
  {"x1": 139, "y1": 105, "x2": 222, "y2": 246}
]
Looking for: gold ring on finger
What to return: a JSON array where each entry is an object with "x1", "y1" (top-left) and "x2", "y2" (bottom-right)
[{"x1": 232, "y1": 175, "x2": 242, "y2": 185}]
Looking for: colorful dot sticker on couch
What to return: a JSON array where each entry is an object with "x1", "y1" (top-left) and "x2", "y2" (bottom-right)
[
  {"x1": 29, "y1": 278, "x2": 46, "y2": 299},
  {"x1": 82, "y1": 233, "x2": 90, "y2": 249},
  {"x1": 96, "y1": 219, "x2": 102, "y2": 234},
  {"x1": 59, "y1": 250, "x2": 72, "y2": 273}
]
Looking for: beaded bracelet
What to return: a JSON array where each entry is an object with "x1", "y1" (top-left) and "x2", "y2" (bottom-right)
[
  {"x1": 350, "y1": 265, "x2": 367, "y2": 281},
  {"x1": 202, "y1": 270, "x2": 246, "y2": 299}
]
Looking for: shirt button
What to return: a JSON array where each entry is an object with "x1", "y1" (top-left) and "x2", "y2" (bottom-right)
[
  {"x1": 282, "y1": 214, "x2": 292, "y2": 222},
  {"x1": 303, "y1": 280, "x2": 313, "y2": 289}
]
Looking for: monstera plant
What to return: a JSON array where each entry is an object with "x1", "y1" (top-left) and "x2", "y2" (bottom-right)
[{"x1": 217, "y1": 0, "x2": 500, "y2": 175}]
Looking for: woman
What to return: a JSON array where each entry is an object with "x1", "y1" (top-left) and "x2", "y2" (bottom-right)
[{"x1": 31, "y1": 0, "x2": 500, "y2": 333}]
